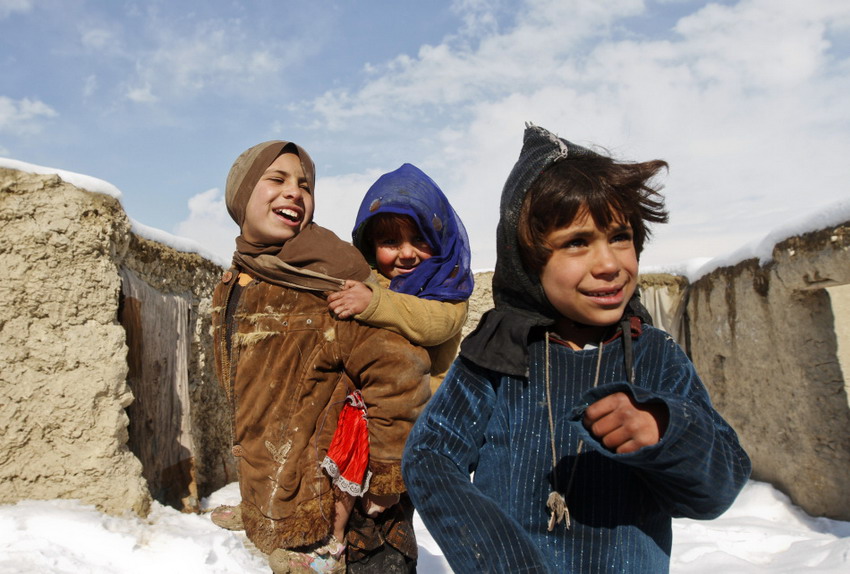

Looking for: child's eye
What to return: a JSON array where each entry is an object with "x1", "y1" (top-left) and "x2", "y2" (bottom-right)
[
  {"x1": 612, "y1": 231, "x2": 633, "y2": 243},
  {"x1": 378, "y1": 238, "x2": 399, "y2": 246},
  {"x1": 562, "y1": 238, "x2": 586, "y2": 249}
]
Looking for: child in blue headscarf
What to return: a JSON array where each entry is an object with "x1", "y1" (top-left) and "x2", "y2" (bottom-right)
[
  {"x1": 325, "y1": 163, "x2": 474, "y2": 572},
  {"x1": 328, "y1": 162, "x2": 474, "y2": 394}
]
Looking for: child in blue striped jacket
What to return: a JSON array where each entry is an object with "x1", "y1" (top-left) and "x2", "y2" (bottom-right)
[{"x1": 402, "y1": 123, "x2": 751, "y2": 573}]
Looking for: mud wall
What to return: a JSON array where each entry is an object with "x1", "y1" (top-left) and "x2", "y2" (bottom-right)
[
  {"x1": 119, "y1": 233, "x2": 234, "y2": 511},
  {"x1": 687, "y1": 223, "x2": 850, "y2": 520},
  {"x1": 0, "y1": 168, "x2": 231, "y2": 516},
  {"x1": 639, "y1": 274, "x2": 690, "y2": 350}
]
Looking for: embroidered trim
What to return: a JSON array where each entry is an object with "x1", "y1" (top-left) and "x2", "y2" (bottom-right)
[{"x1": 321, "y1": 456, "x2": 373, "y2": 497}]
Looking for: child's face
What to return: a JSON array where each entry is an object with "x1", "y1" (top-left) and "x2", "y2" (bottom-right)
[
  {"x1": 241, "y1": 152, "x2": 314, "y2": 246},
  {"x1": 373, "y1": 217, "x2": 433, "y2": 279},
  {"x1": 539, "y1": 207, "x2": 638, "y2": 336}
]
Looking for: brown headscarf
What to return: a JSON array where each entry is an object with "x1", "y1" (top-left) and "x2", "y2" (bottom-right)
[{"x1": 226, "y1": 140, "x2": 371, "y2": 291}]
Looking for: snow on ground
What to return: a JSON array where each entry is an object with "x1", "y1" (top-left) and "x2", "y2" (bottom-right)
[{"x1": 1, "y1": 481, "x2": 847, "y2": 573}]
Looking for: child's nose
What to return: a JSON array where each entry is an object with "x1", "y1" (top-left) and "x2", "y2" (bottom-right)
[
  {"x1": 592, "y1": 245, "x2": 620, "y2": 276},
  {"x1": 399, "y1": 243, "x2": 417, "y2": 259},
  {"x1": 281, "y1": 183, "x2": 303, "y2": 200}
]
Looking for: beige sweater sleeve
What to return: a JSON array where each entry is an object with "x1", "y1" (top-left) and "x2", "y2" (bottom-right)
[{"x1": 355, "y1": 277, "x2": 469, "y2": 348}]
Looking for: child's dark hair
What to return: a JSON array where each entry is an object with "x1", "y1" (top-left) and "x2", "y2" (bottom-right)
[
  {"x1": 361, "y1": 213, "x2": 429, "y2": 255},
  {"x1": 518, "y1": 153, "x2": 669, "y2": 273}
]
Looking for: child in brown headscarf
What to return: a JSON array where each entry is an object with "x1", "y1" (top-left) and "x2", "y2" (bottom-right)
[{"x1": 211, "y1": 140, "x2": 430, "y2": 573}]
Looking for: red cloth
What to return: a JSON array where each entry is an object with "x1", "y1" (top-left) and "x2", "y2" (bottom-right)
[{"x1": 322, "y1": 391, "x2": 371, "y2": 496}]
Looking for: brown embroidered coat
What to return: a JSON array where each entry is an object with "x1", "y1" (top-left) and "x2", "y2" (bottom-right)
[{"x1": 212, "y1": 270, "x2": 431, "y2": 554}]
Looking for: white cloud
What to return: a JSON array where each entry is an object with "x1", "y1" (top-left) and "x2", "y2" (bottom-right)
[
  {"x1": 125, "y1": 82, "x2": 158, "y2": 104},
  {"x1": 310, "y1": 0, "x2": 642, "y2": 127},
  {"x1": 450, "y1": 0, "x2": 504, "y2": 38},
  {"x1": 302, "y1": 0, "x2": 850, "y2": 269},
  {"x1": 81, "y1": 27, "x2": 117, "y2": 51},
  {"x1": 125, "y1": 19, "x2": 295, "y2": 104},
  {"x1": 0, "y1": 96, "x2": 58, "y2": 135},
  {"x1": 172, "y1": 188, "x2": 239, "y2": 266},
  {"x1": 0, "y1": 0, "x2": 32, "y2": 19},
  {"x1": 673, "y1": 1, "x2": 832, "y2": 88},
  {"x1": 83, "y1": 75, "x2": 98, "y2": 99},
  {"x1": 311, "y1": 170, "x2": 389, "y2": 244}
]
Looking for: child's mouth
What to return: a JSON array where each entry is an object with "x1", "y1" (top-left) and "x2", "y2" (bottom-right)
[
  {"x1": 273, "y1": 207, "x2": 302, "y2": 225},
  {"x1": 583, "y1": 286, "x2": 624, "y2": 305}
]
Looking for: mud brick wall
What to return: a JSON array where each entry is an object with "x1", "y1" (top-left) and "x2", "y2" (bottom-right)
[
  {"x1": 687, "y1": 223, "x2": 850, "y2": 520},
  {"x1": 0, "y1": 167, "x2": 231, "y2": 516}
]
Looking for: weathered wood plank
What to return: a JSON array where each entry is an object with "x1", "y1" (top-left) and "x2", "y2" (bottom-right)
[{"x1": 119, "y1": 268, "x2": 198, "y2": 512}]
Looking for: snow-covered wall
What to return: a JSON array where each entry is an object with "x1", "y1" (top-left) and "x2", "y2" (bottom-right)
[
  {"x1": 0, "y1": 167, "x2": 231, "y2": 516},
  {"x1": 687, "y1": 222, "x2": 850, "y2": 520}
]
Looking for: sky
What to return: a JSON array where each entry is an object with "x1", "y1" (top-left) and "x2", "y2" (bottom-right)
[
  {"x1": 1, "y1": 0, "x2": 849, "y2": 270},
  {"x1": 2, "y1": 480, "x2": 849, "y2": 572}
]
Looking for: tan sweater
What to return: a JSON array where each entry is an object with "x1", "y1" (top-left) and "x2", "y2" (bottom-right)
[{"x1": 355, "y1": 273, "x2": 469, "y2": 395}]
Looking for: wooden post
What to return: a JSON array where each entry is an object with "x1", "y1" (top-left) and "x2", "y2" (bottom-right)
[{"x1": 119, "y1": 268, "x2": 199, "y2": 512}]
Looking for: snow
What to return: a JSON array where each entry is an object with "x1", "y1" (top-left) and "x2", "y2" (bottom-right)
[
  {"x1": 0, "y1": 157, "x2": 122, "y2": 199},
  {"x1": 130, "y1": 218, "x2": 230, "y2": 269},
  {"x1": 683, "y1": 196, "x2": 850, "y2": 282},
  {"x1": 0, "y1": 157, "x2": 230, "y2": 269},
  {"x1": 1, "y1": 481, "x2": 847, "y2": 573},
  {"x1": 643, "y1": 197, "x2": 850, "y2": 283}
]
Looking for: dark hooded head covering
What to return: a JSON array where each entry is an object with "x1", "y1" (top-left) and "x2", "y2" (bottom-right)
[
  {"x1": 352, "y1": 163, "x2": 474, "y2": 302},
  {"x1": 460, "y1": 124, "x2": 650, "y2": 377},
  {"x1": 225, "y1": 140, "x2": 370, "y2": 291}
]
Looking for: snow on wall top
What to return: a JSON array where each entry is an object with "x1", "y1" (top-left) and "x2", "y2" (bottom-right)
[
  {"x1": 0, "y1": 157, "x2": 229, "y2": 268},
  {"x1": 640, "y1": 196, "x2": 850, "y2": 282}
]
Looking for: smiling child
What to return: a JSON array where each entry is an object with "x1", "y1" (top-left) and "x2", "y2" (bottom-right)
[
  {"x1": 402, "y1": 124, "x2": 751, "y2": 573},
  {"x1": 211, "y1": 141, "x2": 431, "y2": 574},
  {"x1": 325, "y1": 163, "x2": 473, "y2": 571}
]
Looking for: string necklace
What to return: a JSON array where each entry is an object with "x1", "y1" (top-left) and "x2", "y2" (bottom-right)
[{"x1": 545, "y1": 334, "x2": 604, "y2": 531}]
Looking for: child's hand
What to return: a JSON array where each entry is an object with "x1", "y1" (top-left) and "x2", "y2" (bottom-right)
[
  {"x1": 583, "y1": 392, "x2": 668, "y2": 454},
  {"x1": 362, "y1": 492, "x2": 400, "y2": 517},
  {"x1": 327, "y1": 280, "x2": 373, "y2": 319}
]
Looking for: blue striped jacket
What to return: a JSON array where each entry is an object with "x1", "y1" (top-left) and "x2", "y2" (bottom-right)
[{"x1": 402, "y1": 325, "x2": 751, "y2": 573}]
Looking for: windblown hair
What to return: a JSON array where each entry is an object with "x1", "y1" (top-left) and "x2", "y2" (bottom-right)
[{"x1": 517, "y1": 153, "x2": 669, "y2": 273}]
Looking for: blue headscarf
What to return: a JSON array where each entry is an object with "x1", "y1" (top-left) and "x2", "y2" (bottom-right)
[{"x1": 352, "y1": 163, "x2": 474, "y2": 302}]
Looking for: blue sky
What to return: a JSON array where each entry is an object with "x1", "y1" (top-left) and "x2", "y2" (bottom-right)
[{"x1": 2, "y1": 0, "x2": 849, "y2": 270}]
